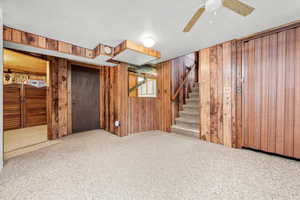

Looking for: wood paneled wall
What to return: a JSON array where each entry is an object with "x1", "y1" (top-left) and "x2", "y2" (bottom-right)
[
  {"x1": 198, "y1": 41, "x2": 240, "y2": 147},
  {"x1": 100, "y1": 64, "x2": 161, "y2": 136},
  {"x1": 128, "y1": 98, "x2": 159, "y2": 134},
  {"x1": 99, "y1": 64, "x2": 129, "y2": 137},
  {"x1": 242, "y1": 27, "x2": 300, "y2": 158},
  {"x1": 157, "y1": 61, "x2": 172, "y2": 132},
  {"x1": 47, "y1": 57, "x2": 69, "y2": 139}
]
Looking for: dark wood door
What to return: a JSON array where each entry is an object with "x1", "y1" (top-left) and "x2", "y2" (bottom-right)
[
  {"x1": 242, "y1": 27, "x2": 300, "y2": 159},
  {"x1": 71, "y1": 65, "x2": 100, "y2": 133}
]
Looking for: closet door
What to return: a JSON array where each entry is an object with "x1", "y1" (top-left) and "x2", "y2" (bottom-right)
[
  {"x1": 23, "y1": 85, "x2": 47, "y2": 127},
  {"x1": 71, "y1": 65, "x2": 100, "y2": 133},
  {"x1": 242, "y1": 27, "x2": 300, "y2": 158},
  {"x1": 3, "y1": 84, "x2": 22, "y2": 130}
]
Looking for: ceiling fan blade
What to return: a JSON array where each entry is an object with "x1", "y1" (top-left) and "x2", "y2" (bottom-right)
[
  {"x1": 183, "y1": 7, "x2": 205, "y2": 32},
  {"x1": 223, "y1": 0, "x2": 254, "y2": 16}
]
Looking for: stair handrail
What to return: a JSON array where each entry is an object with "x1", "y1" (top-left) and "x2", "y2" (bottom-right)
[{"x1": 171, "y1": 63, "x2": 196, "y2": 101}]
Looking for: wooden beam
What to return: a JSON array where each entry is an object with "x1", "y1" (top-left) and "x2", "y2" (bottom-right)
[{"x1": 113, "y1": 40, "x2": 161, "y2": 59}]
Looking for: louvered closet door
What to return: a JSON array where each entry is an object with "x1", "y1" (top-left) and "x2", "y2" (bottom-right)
[
  {"x1": 3, "y1": 84, "x2": 22, "y2": 130},
  {"x1": 24, "y1": 85, "x2": 47, "y2": 127},
  {"x1": 242, "y1": 27, "x2": 300, "y2": 159}
]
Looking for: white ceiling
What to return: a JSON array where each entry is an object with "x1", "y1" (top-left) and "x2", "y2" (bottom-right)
[{"x1": 1, "y1": 0, "x2": 300, "y2": 63}]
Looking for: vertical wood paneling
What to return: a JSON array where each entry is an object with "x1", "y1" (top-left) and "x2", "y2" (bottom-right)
[
  {"x1": 197, "y1": 41, "x2": 237, "y2": 147},
  {"x1": 236, "y1": 41, "x2": 243, "y2": 148},
  {"x1": 242, "y1": 41, "x2": 249, "y2": 147},
  {"x1": 242, "y1": 27, "x2": 300, "y2": 159},
  {"x1": 157, "y1": 61, "x2": 172, "y2": 132},
  {"x1": 12, "y1": 29, "x2": 22, "y2": 43},
  {"x1": 210, "y1": 47, "x2": 219, "y2": 143},
  {"x1": 47, "y1": 58, "x2": 59, "y2": 140},
  {"x1": 128, "y1": 98, "x2": 159, "y2": 134},
  {"x1": 199, "y1": 48, "x2": 211, "y2": 142},
  {"x1": 260, "y1": 36, "x2": 269, "y2": 151},
  {"x1": 247, "y1": 40, "x2": 255, "y2": 148},
  {"x1": 268, "y1": 34, "x2": 278, "y2": 153},
  {"x1": 217, "y1": 45, "x2": 224, "y2": 144},
  {"x1": 284, "y1": 29, "x2": 296, "y2": 157},
  {"x1": 67, "y1": 63, "x2": 72, "y2": 135},
  {"x1": 109, "y1": 67, "x2": 115, "y2": 133},
  {"x1": 222, "y1": 42, "x2": 232, "y2": 147},
  {"x1": 99, "y1": 68, "x2": 105, "y2": 128},
  {"x1": 231, "y1": 41, "x2": 237, "y2": 147},
  {"x1": 115, "y1": 64, "x2": 128, "y2": 137},
  {"x1": 58, "y1": 59, "x2": 68, "y2": 137},
  {"x1": 276, "y1": 31, "x2": 286, "y2": 155},
  {"x1": 294, "y1": 27, "x2": 300, "y2": 159},
  {"x1": 253, "y1": 38, "x2": 262, "y2": 150}
]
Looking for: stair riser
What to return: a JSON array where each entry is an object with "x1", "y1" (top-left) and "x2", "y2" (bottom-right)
[
  {"x1": 187, "y1": 94, "x2": 200, "y2": 101},
  {"x1": 189, "y1": 93, "x2": 199, "y2": 98},
  {"x1": 180, "y1": 113, "x2": 199, "y2": 120},
  {"x1": 191, "y1": 88, "x2": 199, "y2": 93},
  {"x1": 171, "y1": 127, "x2": 199, "y2": 138},
  {"x1": 182, "y1": 106, "x2": 199, "y2": 112},
  {"x1": 186, "y1": 99, "x2": 198, "y2": 104},
  {"x1": 175, "y1": 121, "x2": 199, "y2": 129},
  {"x1": 185, "y1": 103, "x2": 198, "y2": 107}
]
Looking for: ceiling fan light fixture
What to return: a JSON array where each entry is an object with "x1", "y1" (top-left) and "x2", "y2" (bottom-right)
[
  {"x1": 142, "y1": 37, "x2": 156, "y2": 48},
  {"x1": 206, "y1": 0, "x2": 222, "y2": 13}
]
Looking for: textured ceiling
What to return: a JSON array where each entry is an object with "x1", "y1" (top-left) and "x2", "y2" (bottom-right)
[{"x1": 1, "y1": 0, "x2": 300, "y2": 63}]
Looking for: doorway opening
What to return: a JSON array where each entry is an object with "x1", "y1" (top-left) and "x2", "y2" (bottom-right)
[{"x1": 3, "y1": 49, "x2": 49, "y2": 157}]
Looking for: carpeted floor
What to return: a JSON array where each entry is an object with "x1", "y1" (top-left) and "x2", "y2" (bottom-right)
[{"x1": 1, "y1": 130, "x2": 300, "y2": 200}]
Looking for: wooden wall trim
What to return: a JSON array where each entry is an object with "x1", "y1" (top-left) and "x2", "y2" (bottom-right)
[{"x1": 3, "y1": 26, "x2": 114, "y2": 60}]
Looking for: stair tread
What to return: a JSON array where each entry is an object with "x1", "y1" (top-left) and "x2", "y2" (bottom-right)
[
  {"x1": 180, "y1": 110, "x2": 199, "y2": 115},
  {"x1": 171, "y1": 125, "x2": 199, "y2": 132},
  {"x1": 187, "y1": 98, "x2": 198, "y2": 101},
  {"x1": 176, "y1": 117, "x2": 199, "y2": 124},
  {"x1": 183, "y1": 104, "x2": 199, "y2": 108}
]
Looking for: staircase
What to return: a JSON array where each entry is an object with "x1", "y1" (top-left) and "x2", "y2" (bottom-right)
[{"x1": 171, "y1": 85, "x2": 200, "y2": 138}]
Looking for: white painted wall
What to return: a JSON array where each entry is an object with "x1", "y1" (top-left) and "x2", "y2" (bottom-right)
[{"x1": 0, "y1": 7, "x2": 3, "y2": 170}]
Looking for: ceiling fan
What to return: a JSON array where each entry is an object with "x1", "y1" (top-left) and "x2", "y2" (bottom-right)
[{"x1": 183, "y1": 0, "x2": 255, "y2": 32}]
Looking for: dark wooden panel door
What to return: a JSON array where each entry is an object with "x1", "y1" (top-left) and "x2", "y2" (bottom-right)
[
  {"x1": 71, "y1": 65, "x2": 100, "y2": 133},
  {"x1": 24, "y1": 85, "x2": 47, "y2": 127},
  {"x1": 3, "y1": 84, "x2": 22, "y2": 130},
  {"x1": 242, "y1": 27, "x2": 300, "y2": 159}
]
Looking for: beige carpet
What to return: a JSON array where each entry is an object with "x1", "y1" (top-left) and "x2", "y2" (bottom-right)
[
  {"x1": 1, "y1": 130, "x2": 300, "y2": 200},
  {"x1": 4, "y1": 125, "x2": 47, "y2": 153}
]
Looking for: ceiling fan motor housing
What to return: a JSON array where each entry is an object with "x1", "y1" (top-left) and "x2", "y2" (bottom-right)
[{"x1": 206, "y1": 0, "x2": 223, "y2": 12}]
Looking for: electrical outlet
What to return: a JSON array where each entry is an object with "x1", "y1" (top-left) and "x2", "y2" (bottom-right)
[{"x1": 114, "y1": 120, "x2": 120, "y2": 127}]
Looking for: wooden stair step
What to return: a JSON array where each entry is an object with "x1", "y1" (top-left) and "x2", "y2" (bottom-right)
[{"x1": 171, "y1": 125, "x2": 199, "y2": 138}]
